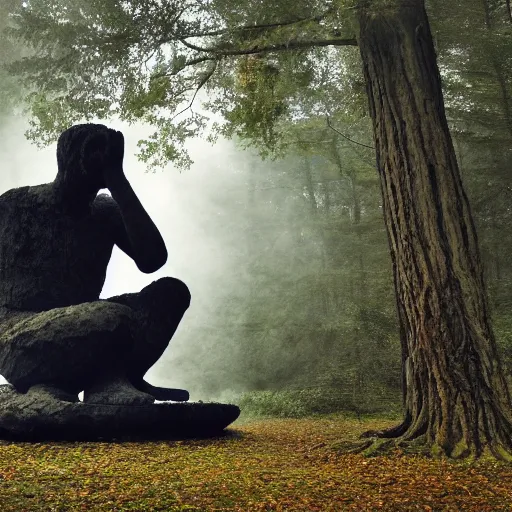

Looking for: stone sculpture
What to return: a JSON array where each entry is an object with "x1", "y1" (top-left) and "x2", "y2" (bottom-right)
[{"x1": 0, "y1": 124, "x2": 239, "y2": 440}]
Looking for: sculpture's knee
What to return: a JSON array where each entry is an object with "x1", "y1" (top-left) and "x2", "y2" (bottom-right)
[
  {"x1": 87, "y1": 301, "x2": 136, "y2": 332},
  {"x1": 147, "y1": 277, "x2": 191, "y2": 312},
  {"x1": 0, "y1": 301, "x2": 136, "y2": 393}
]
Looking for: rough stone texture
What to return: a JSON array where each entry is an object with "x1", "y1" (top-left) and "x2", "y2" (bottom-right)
[
  {"x1": 0, "y1": 385, "x2": 240, "y2": 441},
  {"x1": 0, "y1": 302, "x2": 136, "y2": 394}
]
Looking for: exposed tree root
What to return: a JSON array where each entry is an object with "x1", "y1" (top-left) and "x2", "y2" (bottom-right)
[
  {"x1": 360, "y1": 415, "x2": 411, "y2": 439},
  {"x1": 333, "y1": 418, "x2": 512, "y2": 461}
]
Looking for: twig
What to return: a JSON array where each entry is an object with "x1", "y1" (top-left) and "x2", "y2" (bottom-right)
[
  {"x1": 170, "y1": 60, "x2": 218, "y2": 121},
  {"x1": 326, "y1": 116, "x2": 374, "y2": 150}
]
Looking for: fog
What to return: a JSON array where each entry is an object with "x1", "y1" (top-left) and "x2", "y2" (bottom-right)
[
  {"x1": 0, "y1": 104, "x2": 408, "y2": 415},
  {"x1": 0, "y1": 116, "x2": 249, "y2": 400},
  {"x1": 0, "y1": 106, "x2": 406, "y2": 417}
]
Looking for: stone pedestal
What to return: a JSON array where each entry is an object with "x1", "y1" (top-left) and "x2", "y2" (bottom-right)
[{"x1": 0, "y1": 385, "x2": 240, "y2": 441}]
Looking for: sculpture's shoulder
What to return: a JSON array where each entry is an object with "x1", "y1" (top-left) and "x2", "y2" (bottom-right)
[
  {"x1": 0, "y1": 184, "x2": 51, "y2": 210},
  {"x1": 0, "y1": 185, "x2": 54, "y2": 240},
  {"x1": 0, "y1": 186, "x2": 30, "y2": 207}
]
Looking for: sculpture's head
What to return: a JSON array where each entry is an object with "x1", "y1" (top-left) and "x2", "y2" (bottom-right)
[{"x1": 56, "y1": 123, "x2": 113, "y2": 193}]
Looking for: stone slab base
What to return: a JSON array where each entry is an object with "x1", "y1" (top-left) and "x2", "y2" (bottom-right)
[{"x1": 0, "y1": 385, "x2": 240, "y2": 441}]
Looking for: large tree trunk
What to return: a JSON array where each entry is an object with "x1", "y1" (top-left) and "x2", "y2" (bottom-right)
[{"x1": 356, "y1": 0, "x2": 512, "y2": 459}]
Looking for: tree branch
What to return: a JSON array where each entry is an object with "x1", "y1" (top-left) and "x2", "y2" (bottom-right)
[
  {"x1": 150, "y1": 55, "x2": 218, "y2": 81},
  {"x1": 170, "y1": 60, "x2": 218, "y2": 121},
  {"x1": 179, "y1": 37, "x2": 358, "y2": 57},
  {"x1": 180, "y1": 55, "x2": 218, "y2": 69},
  {"x1": 326, "y1": 117, "x2": 374, "y2": 150}
]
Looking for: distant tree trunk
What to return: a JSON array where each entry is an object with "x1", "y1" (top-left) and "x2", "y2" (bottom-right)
[
  {"x1": 302, "y1": 156, "x2": 318, "y2": 214},
  {"x1": 357, "y1": 0, "x2": 512, "y2": 459},
  {"x1": 349, "y1": 175, "x2": 361, "y2": 224},
  {"x1": 506, "y1": 0, "x2": 512, "y2": 24},
  {"x1": 330, "y1": 135, "x2": 362, "y2": 223},
  {"x1": 322, "y1": 180, "x2": 331, "y2": 213},
  {"x1": 481, "y1": 0, "x2": 512, "y2": 137}
]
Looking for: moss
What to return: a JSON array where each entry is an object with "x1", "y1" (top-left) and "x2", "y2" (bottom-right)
[
  {"x1": 430, "y1": 442, "x2": 444, "y2": 458},
  {"x1": 492, "y1": 444, "x2": 512, "y2": 463},
  {"x1": 362, "y1": 438, "x2": 394, "y2": 456},
  {"x1": 450, "y1": 440, "x2": 471, "y2": 459}
]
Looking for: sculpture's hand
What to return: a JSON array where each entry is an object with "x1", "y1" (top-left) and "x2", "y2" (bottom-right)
[
  {"x1": 82, "y1": 131, "x2": 109, "y2": 173},
  {"x1": 102, "y1": 128, "x2": 168, "y2": 273},
  {"x1": 103, "y1": 130, "x2": 125, "y2": 189},
  {"x1": 109, "y1": 129, "x2": 124, "y2": 168}
]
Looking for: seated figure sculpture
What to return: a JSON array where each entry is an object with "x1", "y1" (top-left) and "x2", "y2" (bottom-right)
[{"x1": 0, "y1": 123, "x2": 191, "y2": 406}]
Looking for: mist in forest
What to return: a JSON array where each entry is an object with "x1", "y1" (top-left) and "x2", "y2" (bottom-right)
[
  {"x1": 0, "y1": 116, "x2": 255, "y2": 400},
  {"x1": 0, "y1": 109, "x2": 405, "y2": 412}
]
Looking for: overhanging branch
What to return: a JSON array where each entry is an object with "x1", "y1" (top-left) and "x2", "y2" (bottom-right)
[
  {"x1": 326, "y1": 116, "x2": 374, "y2": 150},
  {"x1": 180, "y1": 37, "x2": 358, "y2": 58}
]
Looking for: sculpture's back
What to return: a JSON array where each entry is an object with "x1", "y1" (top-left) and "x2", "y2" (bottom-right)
[{"x1": 0, "y1": 185, "x2": 112, "y2": 312}]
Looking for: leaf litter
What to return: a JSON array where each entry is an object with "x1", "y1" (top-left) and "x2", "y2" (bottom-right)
[{"x1": 0, "y1": 415, "x2": 510, "y2": 511}]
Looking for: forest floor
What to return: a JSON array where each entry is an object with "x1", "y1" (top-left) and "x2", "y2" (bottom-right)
[{"x1": 0, "y1": 414, "x2": 511, "y2": 511}]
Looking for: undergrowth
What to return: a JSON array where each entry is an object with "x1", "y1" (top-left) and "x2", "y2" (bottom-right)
[{"x1": 237, "y1": 385, "x2": 402, "y2": 419}]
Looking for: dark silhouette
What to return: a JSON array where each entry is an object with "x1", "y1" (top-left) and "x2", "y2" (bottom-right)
[{"x1": 0, "y1": 123, "x2": 191, "y2": 406}]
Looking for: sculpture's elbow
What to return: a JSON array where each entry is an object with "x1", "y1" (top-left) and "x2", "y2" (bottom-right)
[
  {"x1": 137, "y1": 249, "x2": 168, "y2": 274},
  {"x1": 137, "y1": 259, "x2": 165, "y2": 274}
]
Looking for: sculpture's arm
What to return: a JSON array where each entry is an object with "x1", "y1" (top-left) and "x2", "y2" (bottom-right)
[
  {"x1": 99, "y1": 176, "x2": 168, "y2": 274},
  {"x1": 93, "y1": 128, "x2": 167, "y2": 273}
]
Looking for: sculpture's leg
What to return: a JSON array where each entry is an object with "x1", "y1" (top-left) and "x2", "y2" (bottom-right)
[
  {"x1": 106, "y1": 277, "x2": 191, "y2": 401},
  {"x1": 0, "y1": 302, "x2": 153, "y2": 405}
]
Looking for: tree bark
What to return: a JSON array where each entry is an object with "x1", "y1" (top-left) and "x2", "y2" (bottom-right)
[
  {"x1": 357, "y1": 0, "x2": 512, "y2": 459},
  {"x1": 505, "y1": 0, "x2": 512, "y2": 24}
]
